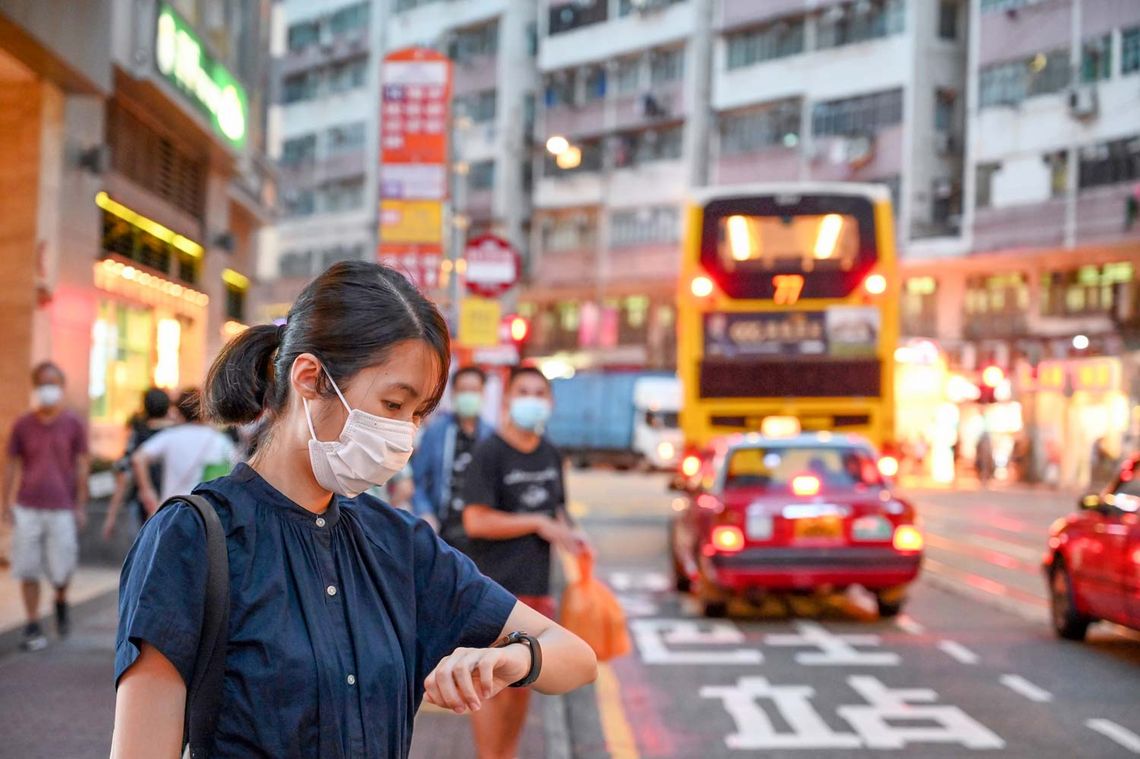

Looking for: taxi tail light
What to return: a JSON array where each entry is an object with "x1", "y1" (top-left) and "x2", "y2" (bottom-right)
[
  {"x1": 791, "y1": 474, "x2": 821, "y2": 497},
  {"x1": 892, "y1": 524, "x2": 924, "y2": 552},
  {"x1": 877, "y1": 455, "x2": 899, "y2": 478},
  {"x1": 711, "y1": 525, "x2": 745, "y2": 553},
  {"x1": 681, "y1": 454, "x2": 702, "y2": 478}
]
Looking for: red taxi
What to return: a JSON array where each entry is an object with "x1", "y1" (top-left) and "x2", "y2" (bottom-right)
[
  {"x1": 669, "y1": 429, "x2": 923, "y2": 617},
  {"x1": 1044, "y1": 453, "x2": 1140, "y2": 640}
]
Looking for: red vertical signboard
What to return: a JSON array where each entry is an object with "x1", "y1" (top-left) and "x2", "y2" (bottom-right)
[{"x1": 378, "y1": 48, "x2": 451, "y2": 291}]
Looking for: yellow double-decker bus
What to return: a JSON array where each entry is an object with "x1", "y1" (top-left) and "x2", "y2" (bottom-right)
[{"x1": 677, "y1": 182, "x2": 899, "y2": 452}]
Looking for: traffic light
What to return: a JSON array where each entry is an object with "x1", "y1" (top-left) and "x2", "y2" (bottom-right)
[
  {"x1": 978, "y1": 365, "x2": 1004, "y2": 404},
  {"x1": 506, "y1": 314, "x2": 529, "y2": 344}
]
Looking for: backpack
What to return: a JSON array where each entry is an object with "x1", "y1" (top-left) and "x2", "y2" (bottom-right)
[{"x1": 156, "y1": 495, "x2": 230, "y2": 759}]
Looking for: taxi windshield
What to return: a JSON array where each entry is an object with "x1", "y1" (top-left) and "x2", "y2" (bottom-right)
[{"x1": 724, "y1": 445, "x2": 882, "y2": 491}]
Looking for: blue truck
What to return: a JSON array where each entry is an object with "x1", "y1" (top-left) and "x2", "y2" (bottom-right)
[{"x1": 546, "y1": 371, "x2": 681, "y2": 469}]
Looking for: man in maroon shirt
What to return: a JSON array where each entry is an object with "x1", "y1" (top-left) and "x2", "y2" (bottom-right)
[{"x1": 1, "y1": 362, "x2": 89, "y2": 651}]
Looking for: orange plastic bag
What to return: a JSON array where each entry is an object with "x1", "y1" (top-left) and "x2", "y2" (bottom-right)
[{"x1": 559, "y1": 553, "x2": 631, "y2": 662}]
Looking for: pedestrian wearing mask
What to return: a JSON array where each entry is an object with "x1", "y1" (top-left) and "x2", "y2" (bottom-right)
[
  {"x1": 130, "y1": 388, "x2": 235, "y2": 515},
  {"x1": 1, "y1": 362, "x2": 89, "y2": 652},
  {"x1": 102, "y1": 388, "x2": 172, "y2": 540},
  {"x1": 110, "y1": 262, "x2": 596, "y2": 758},
  {"x1": 462, "y1": 365, "x2": 592, "y2": 759},
  {"x1": 410, "y1": 366, "x2": 493, "y2": 543}
]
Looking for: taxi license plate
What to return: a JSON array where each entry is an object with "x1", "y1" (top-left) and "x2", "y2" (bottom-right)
[{"x1": 793, "y1": 515, "x2": 844, "y2": 541}]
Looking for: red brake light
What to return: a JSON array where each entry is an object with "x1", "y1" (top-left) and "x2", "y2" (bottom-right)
[
  {"x1": 681, "y1": 454, "x2": 701, "y2": 478},
  {"x1": 877, "y1": 455, "x2": 899, "y2": 478},
  {"x1": 711, "y1": 525, "x2": 745, "y2": 553},
  {"x1": 893, "y1": 525, "x2": 924, "y2": 552},
  {"x1": 791, "y1": 475, "x2": 821, "y2": 497}
]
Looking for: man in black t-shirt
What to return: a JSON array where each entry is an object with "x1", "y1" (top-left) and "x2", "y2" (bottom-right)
[{"x1": 462, "y1": 366, "x2": 590, "y2": 759}]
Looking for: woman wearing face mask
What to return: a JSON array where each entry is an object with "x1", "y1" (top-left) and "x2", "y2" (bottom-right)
[{"x1": 109, "y1": 262, "x2": 597, "y2": 759}]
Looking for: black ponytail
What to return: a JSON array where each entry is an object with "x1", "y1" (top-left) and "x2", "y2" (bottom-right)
[
  {"x1": 204, "y1": 323, "x2": 281, "y2": 424},
  {"x1": 203, "y1": 261, "x2": 451, "y2": 427}
]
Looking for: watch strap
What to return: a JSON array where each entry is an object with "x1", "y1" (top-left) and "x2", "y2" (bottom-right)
[{"x1": 496, "y1": 631, "x2": 542, "y2": 688}]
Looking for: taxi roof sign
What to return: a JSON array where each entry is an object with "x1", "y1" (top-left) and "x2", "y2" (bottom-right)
[{"x1": 761, "y1": 416, "x2": 801, "y2": 438}]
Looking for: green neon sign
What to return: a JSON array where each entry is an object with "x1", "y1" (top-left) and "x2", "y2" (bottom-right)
[{"x1": 155, "y1": 3, "x2": 248, "y2": 148}]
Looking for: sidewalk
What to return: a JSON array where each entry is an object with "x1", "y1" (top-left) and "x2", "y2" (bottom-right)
[{"x1": 0, "y1": 565, "x2": 120, "y2": 639}]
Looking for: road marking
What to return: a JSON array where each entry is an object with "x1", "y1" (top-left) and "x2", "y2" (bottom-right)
[
  {"x1": 631, "y1": 619, "x2": 763, "y2": 665},
  {"x1": 999, "y1": 674, "x2": 1052, "y2": 703},
  {"x1": 595, "y1": 663, "x2": 640, "y2": 759},
  {"x1": 937, "y1": 640, "x2": 980, "y2": 665},
  {"x1": 895, "y1": 615, "x2": 925, "y2": 635},
  {"x1": 1086, "y1": 719, "x2": 1140, "y2": 754},
  {"x1": 767, "y1": 622, "x2": 899, "y2": 666},
  {"x1": 609, "y1": 571, "x2": 671, "y2": 593}
]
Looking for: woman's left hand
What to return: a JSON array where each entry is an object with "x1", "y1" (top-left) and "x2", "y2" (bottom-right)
[{"x1": 424, "y1": 644, "x2": 531, "y2": 713}]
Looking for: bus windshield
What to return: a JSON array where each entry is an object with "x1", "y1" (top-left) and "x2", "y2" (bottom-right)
[
  {"x1": 700, "y1": 193, "x2": 877, "y2": 299},
  {"x1": 716, "y1": 213, "x2": 861, "y2": 275}
]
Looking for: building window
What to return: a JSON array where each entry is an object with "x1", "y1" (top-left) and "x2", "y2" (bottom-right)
[
  {"x1": 934, "y1": 88, "x2": 956, "y2": 133},
  {"x1": 938, "y1": 0, "x2": 958, "y2": 40},
  {"x1": 328, "y1": 57, "x2": 367, "y2": 93},
  {"x1": 649, "y1": 46, "x2": 684, "y2": 85},
  {"x1": 1123, "y1": 26, "x2": 1140, "y2": 75},
  {"x1": 468, "y1": 160, "x2": 495, "y2": 190},
  {"x1": 288, "y1": 19, "x2": 320, "y2": 52},
  {"x1": 811, "y1": 89, "x2": 902, "y2": 137},
  {"x1": 964, "y1": 273, "x2": 1028, "y2": 336},
  {"x1": 456, "y1": 89, "x2": 497, "y2": 122},
  {"x1": 1081, "y1": 35, "x2": 1112, "y2": 83},
  {"x1": 543, "y1": 71, "x2": 577, "y2": 108},
  {"x1": 283, "y1": 57, "x2": 367, "y2": 103},
  {"x1": 321, "y1": 177, "x2": 365, "y2": 213},
  {"x1": 583, "y1": 67, "x2": 607, "y2": 102},
  {"x1": 979, "y1": 49, "x2": 1069, "y2": 108},
  {"x1": 615, "y1": 56, "x2": 642, "y2": 94},
  {"x1": 281, "y1": 134, "x2": 318, "y2": 166},
  {"x1": 901, "y1": 276, "x2": 937, "y2": 336},
  {"x1": 609, "y1": 206, "x2": 680, "y2": 247},
  {"x1": 549, "y1": 0, "x2": 607, "y2": 36},
  {"x1": 176, "y1": 252, "x2": 200, "y2": 285},
  {"x1": 618, "y1": 0, "x2": 683, "y2": 15},
  {"x1": 542, "y1": 213, "x2": 597, "y2": 251},
  {"x1": 613, "y1": 124, "x2": 684, "y2": 167},
  {"x1": 816, "y1": 0, "x2": 905, "y2": 51},
  {"x1": 329, "y1": 3, "x2": 369, "y2": 37},
  {"x1": 980, "y1": 0, "x2": 1036, "y2": 12},
  {"x1": 725, "y1": 17, "x2": 805, "y2": 70},
  {"x1": 449, "y1": 19, "x2": 499, "y2": 62},
  {"x1": 1078, "y1": 135, "x2": 1140, "y2": 189},
  {"x1": 224, "y1": 282, "x2": 247, "y2": 322},
  {"x1": 1041, "y1": 263, "x2": 1134, "y2": 317},
  {"x1": 107, "y1": 102, "x2": 206, "y2": 220},
  {"x1": 1043, "y1": 150, "x2": 1067, "y2": 198},
  {"x1": 975, "y1": 162, "x2": 1000, "y2": 209},
  {"x1": 327, "y1": 122, "x2": 366, "y2": 155},
  {"x1": 284, "y1": 189, "x2": 316, "y2": 217},
  {"x1": 719, "y1": 99, "x2": 801, "y2": 155}
]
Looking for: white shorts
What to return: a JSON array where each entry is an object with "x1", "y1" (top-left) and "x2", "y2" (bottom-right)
[{"x1": 11, "y1": 506, "x2": 78, "y2": 586}]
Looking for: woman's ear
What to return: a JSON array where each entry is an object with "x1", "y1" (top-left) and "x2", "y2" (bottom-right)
[{"x1": 291, "y1": 353, "x2": 323, "y2": 401}]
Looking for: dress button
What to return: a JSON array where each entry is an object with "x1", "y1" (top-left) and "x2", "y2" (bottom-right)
[
  {"x1": 346, "y1": 674, "x2": 356, "y2": 686},
  {"x1": 315, "y1": 517, "x2": 326, "y2": 528},
  {"x1": 326, "y1": 585, "x2": 337, "y2": 597}
]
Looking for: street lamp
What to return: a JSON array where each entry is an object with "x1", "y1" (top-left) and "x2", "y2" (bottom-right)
[
  {"x1": 555, "y1": 145, "x2": 582, "y2": 170},
  {"x1": 546, "y1": 135, "x2": 570, "y2": 156}
]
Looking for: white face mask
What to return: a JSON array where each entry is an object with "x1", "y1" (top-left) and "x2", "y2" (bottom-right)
[
  {"x1": 303, "y1": 368, "x2": 416, "y2": 498},
  {"x1": 34, "y1": 385, "x2": 63, "y2": 408}
]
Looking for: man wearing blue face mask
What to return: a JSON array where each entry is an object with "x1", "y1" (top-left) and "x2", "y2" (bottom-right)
[
  {"x1": 410, "y1": 366, "x2": 493, "y2": 544},
  {"x1": 462, "y1": 365, "x2": 592, "y2": 759}
]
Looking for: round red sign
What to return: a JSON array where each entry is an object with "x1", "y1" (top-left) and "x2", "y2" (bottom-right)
[{"x1": 464, "y1": 235, "x2": 519, "y2": 298}]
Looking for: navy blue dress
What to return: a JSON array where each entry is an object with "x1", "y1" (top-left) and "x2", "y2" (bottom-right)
[{"x1": 115, "y1": 463, "x2": 517, "y2": 758}]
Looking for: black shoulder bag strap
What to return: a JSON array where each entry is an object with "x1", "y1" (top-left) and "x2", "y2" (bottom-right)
[{"x1": 158, "y1": 494, "x2": 230, "y2": 759}]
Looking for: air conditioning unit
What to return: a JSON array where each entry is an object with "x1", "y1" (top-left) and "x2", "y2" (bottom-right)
[{"x1": 1068, "y1": 85, "x2": 1098, "y2": 120}]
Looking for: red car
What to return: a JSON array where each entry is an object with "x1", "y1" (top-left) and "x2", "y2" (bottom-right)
[
  {"x1": 1043, "y1": 453, "x2": 1140, "y2": 640},
  {"x1": 669, "y1": 431, "x2": 923, "y2": 618}
]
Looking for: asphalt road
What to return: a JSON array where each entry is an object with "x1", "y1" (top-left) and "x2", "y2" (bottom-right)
[{"x1": 565, "y1": 469, "x2": 1140, "y2": 758}]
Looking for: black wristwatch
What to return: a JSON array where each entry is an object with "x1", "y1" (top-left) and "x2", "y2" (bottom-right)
[{"x1": 495, "y1": 631, "x2": 542, "y2": 688}]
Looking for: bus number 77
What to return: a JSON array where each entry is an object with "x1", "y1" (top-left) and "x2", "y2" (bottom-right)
[{"x1": 772, "y1": 275, "x2": 804, "y2": 305}]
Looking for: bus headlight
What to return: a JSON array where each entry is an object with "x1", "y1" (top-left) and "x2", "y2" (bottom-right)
[
  {"x1": 657, "y1": 441, "x2": 676, "y2": 461},
  {"x1": 864, "y1": 273, "x2": 887, "y2": 295},
  {"x1": 691, "y1": 275, "x2": 714, "y2": 297}
]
